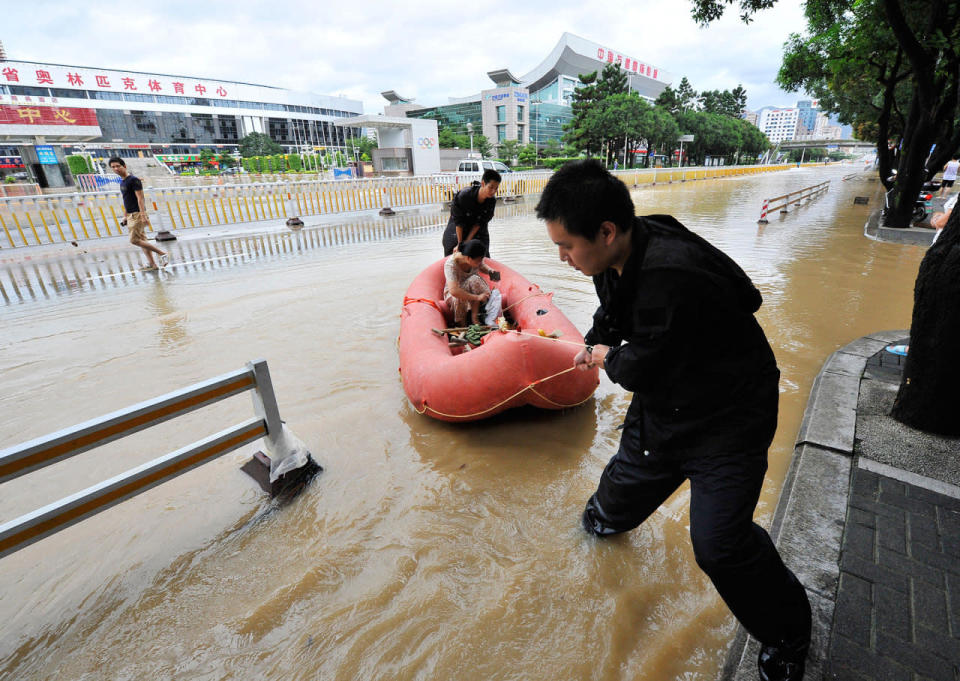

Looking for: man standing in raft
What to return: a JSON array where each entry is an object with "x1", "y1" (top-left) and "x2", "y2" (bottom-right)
[
  {"x1": 442, "y1": 169, "x2": 501, "y2": 257},
  {"x1": 536, "y1": 160, "x2": 811, "y2": 681}
]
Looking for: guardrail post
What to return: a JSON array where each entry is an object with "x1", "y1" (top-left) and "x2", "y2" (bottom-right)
[
  {"x1": 758, "y1": 199, "x2": 769, "y2": 224},
  {"x1": 242, "y1": 359, "x2": 321, "y2": 496}
]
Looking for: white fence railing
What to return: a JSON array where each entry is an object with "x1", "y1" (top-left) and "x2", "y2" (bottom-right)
[{"x1": 0, "y1": 164, "x2": 794, "y2": 248}]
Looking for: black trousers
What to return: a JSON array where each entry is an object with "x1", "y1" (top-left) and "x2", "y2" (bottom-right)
[{"x1": 583, "y1": 439, "x2": 811, "y2": 647}]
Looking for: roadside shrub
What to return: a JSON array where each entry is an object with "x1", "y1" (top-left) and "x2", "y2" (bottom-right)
[
  {"x1": 67, "y1": 155, "x2": 92, "y2": 175},
  {"x1": 541, "y1": 157, "x2": 581, "y2": 170}
]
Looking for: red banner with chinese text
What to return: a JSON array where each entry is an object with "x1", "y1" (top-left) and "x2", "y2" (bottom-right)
[{"x1": 0, "y1": 105, "x2": 99, "y2": 126}]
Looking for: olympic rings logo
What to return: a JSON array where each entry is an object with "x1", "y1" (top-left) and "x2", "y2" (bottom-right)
[{"x1": 418, "y1": 137, "x2": 436, "y2": 148}]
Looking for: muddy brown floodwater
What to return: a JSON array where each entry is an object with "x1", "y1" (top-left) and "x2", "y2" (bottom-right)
[{"x1": 0, "y1": 165, "x2": 924, "y2": 680}]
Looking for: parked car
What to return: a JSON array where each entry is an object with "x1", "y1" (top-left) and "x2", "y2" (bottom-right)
[{"x1": 455, "y1": 159, "x2": 511, "y2": 174}]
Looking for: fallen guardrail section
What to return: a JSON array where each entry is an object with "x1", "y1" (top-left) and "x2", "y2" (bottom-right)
[
  {"x1": 0, "y1": 359, "x2": 320, "y2": 560},
  {"x1": 757, "y1": 180, "x2": 830, "y2": 223}
]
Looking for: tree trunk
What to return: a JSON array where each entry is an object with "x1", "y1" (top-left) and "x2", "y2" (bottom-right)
[
  {"x1": 883, "y1": 90, "x2": 936, "y2": 228},
  {"x1": 890, "y1": 205, "x2": 960, "y2": 434}
]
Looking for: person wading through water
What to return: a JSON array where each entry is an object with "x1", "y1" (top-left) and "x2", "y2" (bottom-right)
[
  {"x1": 537, "y1": 159, "x2": 811, "y2": 681},
  {"x1": 442, "y1": 169, "x2": 501, "y2": 257}
]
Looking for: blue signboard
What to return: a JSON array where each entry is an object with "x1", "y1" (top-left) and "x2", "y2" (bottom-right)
[{"x1": 35, "y1": 145, "x2": 58, "y2": 165}]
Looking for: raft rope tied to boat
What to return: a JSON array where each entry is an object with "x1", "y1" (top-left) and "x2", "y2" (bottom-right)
[
  {"x1": 415, "y1": 330, "x2": 601, "y2": 419},
  {"x1": 415, "y1": 364, "x2": 588, "y2": 419}
]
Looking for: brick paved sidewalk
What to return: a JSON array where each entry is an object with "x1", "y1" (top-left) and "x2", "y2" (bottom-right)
[
  {"x1": 829, "y1": 467, "x2": 960, "y2": 680},
  {"x1": 723, "y1": 332, "x2": 960, "y2": 681}
]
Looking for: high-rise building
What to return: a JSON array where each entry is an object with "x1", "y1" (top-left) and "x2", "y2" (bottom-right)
[{"x1": 758, "y1": 108, "x2": 801, "y2": 144}]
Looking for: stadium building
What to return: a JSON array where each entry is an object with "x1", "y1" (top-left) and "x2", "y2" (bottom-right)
[
  {"x1": 0, "y1": 55, "x2": 363, "y2": 187},
  {"x1": 392, "y1": 32, "x2": 672, "y2": 151}
]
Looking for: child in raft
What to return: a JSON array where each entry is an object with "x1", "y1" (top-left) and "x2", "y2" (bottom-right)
[{"x1": 443, "y1": 239, "x2": 500, "y2": 326}]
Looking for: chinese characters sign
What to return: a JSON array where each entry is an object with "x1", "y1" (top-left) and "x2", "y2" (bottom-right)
[
  {"x1": 596, "y1": 47, "x2": 659, "y2": 80},
  {"x1": 0, "y1": 64, "x2": 229, "y2": 97},
  {"x1": 0, "y1": 105, "x2": 99, "y2": 127}
]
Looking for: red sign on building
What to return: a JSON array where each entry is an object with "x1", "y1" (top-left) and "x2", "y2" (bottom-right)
[{"x1": 0, "y1": 105, "x2": 99, "y2": 127}]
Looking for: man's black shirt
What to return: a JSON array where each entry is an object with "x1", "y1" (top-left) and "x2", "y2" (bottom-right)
[
  {"x1": 442, "y1": 183, "x2": 497, "y2": 255},
  {"x1": 120, "y1": 174, "x2": 143, "y2": 214}
]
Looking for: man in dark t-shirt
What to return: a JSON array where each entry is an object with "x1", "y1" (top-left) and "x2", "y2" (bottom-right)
[
  {"x1": 441, "y1": 169, "x2": 501, "y2": 257},
  {"x1": 110, "y1": 157, "x2": 168, "y2": 270}
]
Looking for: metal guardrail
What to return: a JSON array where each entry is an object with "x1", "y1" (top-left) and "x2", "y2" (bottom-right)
[
  {"x1": 757, "y1": 180, "x2": 831, "y2": 223},
  {"x1": 0, "y1": 359, "x2": 317, "y2": 560},
  {"x1": 0, "y1": 164, "x2": 795, "y2": 249}
]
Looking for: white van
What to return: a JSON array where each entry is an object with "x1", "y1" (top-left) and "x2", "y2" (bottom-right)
[{"x1": 456, "y1": 159, "x2": 511, "y2": 174}]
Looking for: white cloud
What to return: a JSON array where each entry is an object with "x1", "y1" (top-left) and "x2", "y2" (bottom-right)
[{"x1": 6, "y1": 0, "x2": 809, "y2": 112}]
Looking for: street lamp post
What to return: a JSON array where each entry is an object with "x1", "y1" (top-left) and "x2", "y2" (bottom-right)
[
  {"x1": 532, "y1": 99, "x2": 540, "y2": 160},
  {"x1": 466, "y1": 122, "x2": 474, "y2": 155}
]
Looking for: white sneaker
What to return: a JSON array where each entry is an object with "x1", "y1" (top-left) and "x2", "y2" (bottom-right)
[{"x1": 159, "y1": 254, "x2": 169, "y2": 268}]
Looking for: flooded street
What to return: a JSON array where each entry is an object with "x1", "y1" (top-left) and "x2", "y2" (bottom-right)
[{"x1": 0, "y1": 165, "x2": 925, "y2": 681}]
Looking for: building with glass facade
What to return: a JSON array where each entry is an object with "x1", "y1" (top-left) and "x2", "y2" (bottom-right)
[
  {"x1": 393, "y1": 33, "x2": 671, "y2": 151},
  {"x1": 0, "y1": 58, "x2": 364, "y2": 165}
]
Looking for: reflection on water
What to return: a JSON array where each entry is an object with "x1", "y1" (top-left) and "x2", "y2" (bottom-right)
[{"x1": 0, "y1": 166, "x2": 925, "y2": 681}]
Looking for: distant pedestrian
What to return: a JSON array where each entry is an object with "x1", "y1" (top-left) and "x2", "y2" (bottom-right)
[
  {"x1": 939, "y1": 155, "x2": 959, "y2": 197},
  {"x1": 442, "y1": 169, "x2": 501, "y2": 257},
  {"x1": 536, "y1": 159, "x2": 812, "y2": 681},
  {"x1": 110, "y1": 157, "x2": 168, "y2": 271}
]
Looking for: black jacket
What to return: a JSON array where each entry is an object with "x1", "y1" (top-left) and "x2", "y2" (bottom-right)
[
  {"x1": 443, "y1": 183, "x2": 496, "y2": 253},
  {"x1": 586, "y1": 215, "x2": 779, "y2": 455}
]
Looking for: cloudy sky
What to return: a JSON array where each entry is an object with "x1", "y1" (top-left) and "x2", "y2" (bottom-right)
[{"x1": 4, "y1": 0, "x2": 809, "y2": 113}]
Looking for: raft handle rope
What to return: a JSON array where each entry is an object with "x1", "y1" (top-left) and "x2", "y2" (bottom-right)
[
  {"x1": 416, "y1": 330, "x2": 601, "y2": 419},
  {"x1": 502, "y1": 289, "x2": 551, "y2": 313},
  {"x1": 415, "y1": 364, "x2": 591, "y2": 419}
]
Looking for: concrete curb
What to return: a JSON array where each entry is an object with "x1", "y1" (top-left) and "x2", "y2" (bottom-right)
[
  {"x1": 720, "y1": 330, "x2": 908, "y2": 681},
  {"x1": 863, "y1": 207, "x2": 935, "y2": 246}
]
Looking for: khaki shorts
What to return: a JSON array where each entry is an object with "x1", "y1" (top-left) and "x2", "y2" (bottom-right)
[{"x1": 128, "y1": 212, "x2": 148, "y2": 242}]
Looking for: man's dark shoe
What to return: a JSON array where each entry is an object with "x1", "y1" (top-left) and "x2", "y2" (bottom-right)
[{"x1": 758, "y1": 639, "x2": 808, "y2": 681}]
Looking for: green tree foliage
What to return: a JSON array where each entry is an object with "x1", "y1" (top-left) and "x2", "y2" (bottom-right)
[
  {"x1": 689, "y1": 0, "x2": 960, "y2": 435},
  {"x1": 650, "y1": 75, "x2": 768, "y2": 164},
  {"x1": 66, "y1": 155, "x2": 92, "y2": 175},
  {"x1": 542, "y1": 139, "x2": 562, "y2": 158},
  {"x1": 566, "y1": 70, "x2": 602, "y2": 155},
  {"x1": 518, "y1": 143, "x2": 538, "y2": 166},
  {"x1": 438, "y1": 128, "x2": 468, "y2": 149},
  {"x1": 199, "y1": 148, "x2": 216, "y2": 169},
  {"x1": 565, "y1": 64, "x2": 631, "y2": 157},
  {"x1": 345, "y1": 135, "x2": 378, "y2": 158},
  {"x1": 596, "y1": 63, "x2": 629, "y2": 98},
  {"x1": 692, "y1": 0, "x2": 960, "y2": 228},
  {"x1": 498, "y1": 139, "x2": 520, "y2": 163},
  {"x1": 788, "y1": 147, "x2": 828, "y2": 162},
  {"x1": 676, "y1": 77, "x2": 698, "y2": 112},
  {"x1": 474, "y1": 135, "x2": 492, "y2": 159},
  {"x1": 217, "y1": 152, "x2": 236, "y2": 169},
  {"x1": 698, "y1": 88, "x2": 745, "y2": 116},
  {"x1": 655, "y1": 85, "x2": 681, "y2": 115},
  {"x1": 239, "y1": 132, "x2": 283, "y2": 158}
]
